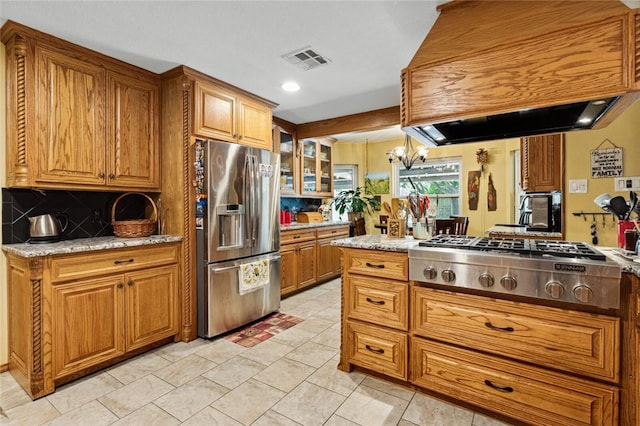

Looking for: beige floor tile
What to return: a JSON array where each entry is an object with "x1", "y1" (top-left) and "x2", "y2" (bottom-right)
[
  {"x1": 286, "y1": 341, "x2": 338, "y2": 368},
  {"x1": 154, "y1": 339, "x2": 210, "y2": 363},
  {"x1": 402, "y1": 392, "x2": 474, "y2": 426},
  {"x1": 253, "y1": 357, "x2": 316, "y2": 392},
  {"x1": 0, "y1": 372, "x2": 33, "y2": 411},
  {"x1": 272, "y1": 381, "x2": 346, "y2": 426},
  {"x1": 212, "y1": 379, "x2": 286, "y2": 425},
  {"x1": 107, "y1": 352, "x2": 172, "y2": 384},
  {"x1": 153, "y1": 354, "x2": 216, "y2": 387},
  {"x1": 180, "y1": 406, "x2": 243, "y2": 426},
  {"x1": 397, "y1": 420, "x2": 420, "y2": 426},
  {"x1": 201, "y1": 356, "x2": 265, "y2": 389},
  {"x1": 251, "y1": 409, "x2": 302, "y2": 426},
  {"x1": 153, "y1": 376, "x2": 230, "y2": 421},
  {"x1": 335, "y1": 385, "x2": 410, "y2": 426},
  {"x1": 110, "y1": 403, "x2": 180, "y2": 426},
  {"x1": 269, "y1": 327, "x2": 318, "y2": 348},
  {"x1": 98, "y1": 374, "x2": 174, "y2": 418},
  {"x1": 310, "y1": 326, "x2": 341, "y2": 348},
  {"x1": 360, "y1": 376, "x2": 415, "y2": 401},
  {"x1": 323, "y1": 414, "x2": 360, "y2": 426},
  {"x1": 46, "y1": 372, "x2": 123, "y2": 414},
  {"x1": 472, "y1": 412, "x2": 512, "y2": 426},
  {"x1": 239, "y1": 339, "x2": 295, "y2": 366},
  {"x1": 194, "y1": 338, "x2": 247, "y2": 364},
  {"x1": 291, "y1": 317, "x2": 335, "y2": 334},
  {"x1": 1, "y1": 397, "x2": 60, "y2": 426},
  {"x1": 306, "y1": 360, "x2": 366, "y2": 396},
  {"x1": 314, "y1": 304, "x2": 342, "y2": 322},
  {"x1": 41, "y1": 400, "x2": 117, "y2": 426}
]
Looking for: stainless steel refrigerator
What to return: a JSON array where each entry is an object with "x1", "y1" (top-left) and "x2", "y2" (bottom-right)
[{"x1": 195, "y1": 139, "x2": 281, "y2": 338}]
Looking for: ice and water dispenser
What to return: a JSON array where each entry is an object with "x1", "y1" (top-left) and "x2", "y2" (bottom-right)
[{"x1": 216, "y1": 204, "x2": 244, "y2": 249}]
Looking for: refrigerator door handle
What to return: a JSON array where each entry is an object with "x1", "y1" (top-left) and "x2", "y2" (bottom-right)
[
  {"x1": 243, "y1": 155, "x2": 252, "y2": 246},
  {"x1": 251, "y1": 155, "x2": 259, "y2": 246}
]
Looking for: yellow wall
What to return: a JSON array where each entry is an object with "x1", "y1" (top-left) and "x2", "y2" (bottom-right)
[
  {"x1": 335, "y1": 100, "x2": 640, "y2": 245},
  {"x1": 1, "y1": 42, "x2": 7, "y2": 367},
  {"x1": 335, "y1": 136, "x2": 520, "y2": 236}
]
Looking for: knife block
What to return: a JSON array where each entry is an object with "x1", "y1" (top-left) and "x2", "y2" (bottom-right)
[{"x1": 387, "y1": 218, "x2": 405, "y2": 238}]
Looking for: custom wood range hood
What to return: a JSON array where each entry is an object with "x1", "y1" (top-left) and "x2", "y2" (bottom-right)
[{"x1": 401, "y1": 0, "x2": 640, "y2": 146}]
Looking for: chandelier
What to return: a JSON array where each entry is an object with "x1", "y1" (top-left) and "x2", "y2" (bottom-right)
[{"x1": 386, "y1": 134, "x2": 429, "y2": 170}]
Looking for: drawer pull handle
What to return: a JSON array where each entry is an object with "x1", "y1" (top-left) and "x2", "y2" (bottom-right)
[
  {"x1": 114, "y1": 259, "x2": 134, "y2": 265},
  {"x1": 128, "y1": 279, "x2": 135, "y2": 286},
  {"x1": 117, "y1": 283, "x2": 124, "y2": 289},
  {"x1": 365, "y1": 345, "x2": 384, "y2": 354},
  {"x1": 365, "y1": 262, "x2": 385, "y2": 269},
  {"x1": 484, "y1": 380, "x2": 513, "y2": 393},
  {"x1": 484, "y1": 322, "x2": 514, "y2": 332},
  {"x1": 366, "y1": 297, "x2": 385, "y2": 306},
  {"x1": 293, "y1": 235, "x2": 301, "y2": 239}
]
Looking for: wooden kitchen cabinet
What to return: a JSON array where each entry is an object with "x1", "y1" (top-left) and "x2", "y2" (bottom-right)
[
  {"x1": 339, "y1": 248, "x2": 409, "y2": 380},
  {"x1": 316, "y1": 225, "x2": 350, "y2": 281},
  {"x1": 6, "y1": 242, "x2": 180, "y2": 399},
  {"x1": 2, "y1": 21, "x2": 161, "y2": 191},
  {"x1": 193, "y1": 80, "x2": 273, "y2": 150},
  {"x1": 280, "y1": 228, "x2": 317, "y2": 296},
  {"x1": 274, "y1": 124, "x2": 299, "y2": 195},
  {"x1": 520, "y1": 133, "x2": 564, "y2": 192},
  {"x1": 300, "y1": 138, "x2": 334, "y2": 197}
]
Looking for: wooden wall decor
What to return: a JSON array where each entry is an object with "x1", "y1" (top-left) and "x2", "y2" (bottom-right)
[{"x1": 468, "y1": 171, "x2": 481, "y2": 211}]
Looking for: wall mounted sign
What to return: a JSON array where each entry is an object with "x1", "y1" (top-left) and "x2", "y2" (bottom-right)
[{"x1": 591, "y1": 147, "x2": 623, "y2": 178}]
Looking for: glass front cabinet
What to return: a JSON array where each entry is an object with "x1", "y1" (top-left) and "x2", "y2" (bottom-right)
[
  {"x1": 277, "y1": 128, "x2": 298, "y2": 195},
  {"x1": 301, "y1": 138, "x2": 334, "y2": 197}
]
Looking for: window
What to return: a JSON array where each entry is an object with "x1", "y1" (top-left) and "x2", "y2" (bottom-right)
[
  {"x1": 332, "y1": 164, "x2": 358, "y2": 221},
  {"x1": 394, "y1": 158, "x2": 461, "y2": 219}
]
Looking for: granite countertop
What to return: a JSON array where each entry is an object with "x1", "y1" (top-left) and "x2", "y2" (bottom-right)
[
  {"x1": 486, "y1": 225, "x2": 563, "y2": 239},
  {"x1": 280, "y1": 220, "x2": 351, "y2": 231},
  {"x1": 599, "y1": 247, "x2": 640, "y2": 277},
  {"x1": 2, "y1": 235, "x2": 183, "y2": 258},
  {"x1": 332, "y1": 234, "x2": 420, "y2": 252}
]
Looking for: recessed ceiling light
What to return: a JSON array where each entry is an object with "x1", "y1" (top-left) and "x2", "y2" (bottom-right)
[{"x1": 281, "y1": 81, "x2": 300, "y2": 92}]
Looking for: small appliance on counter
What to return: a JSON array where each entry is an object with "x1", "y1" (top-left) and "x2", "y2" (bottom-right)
[
  {"x1": 518, "y1": 191, "x2": 561, "y2": 232},
  {"x1": 28, "y1": 213, "x2": 68, "y2": 243}
]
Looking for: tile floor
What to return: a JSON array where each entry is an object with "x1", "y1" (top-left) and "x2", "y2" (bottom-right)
[{"x1": 0, "y1": 278, "x2": 510, "y2": 426}]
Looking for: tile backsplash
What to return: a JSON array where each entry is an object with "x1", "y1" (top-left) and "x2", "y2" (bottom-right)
[{"x1": 2, "y1": 188, "x2": 148, "y2": 244}]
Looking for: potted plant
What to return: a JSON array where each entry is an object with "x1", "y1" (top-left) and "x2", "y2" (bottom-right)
[{"x1": 333, "y1": 186, "x2": 380, "y2": 222}]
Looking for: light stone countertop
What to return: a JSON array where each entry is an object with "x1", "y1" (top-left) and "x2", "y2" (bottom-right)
[
  {"x1": 332, "y1": 234, "x2": 420, "y2": 252},
  {"x1": 486, "y1": 225, "x2": 563, "y2": 239},
  {"x1": 2, "y1": 235, "x2": 183, "y2": 258},
  {"x1": 280, "y1": 220, "x2": 351, "y2": 231},
  {"x1": 599, "y1": 247, "x2": 640, "y2": 278}
]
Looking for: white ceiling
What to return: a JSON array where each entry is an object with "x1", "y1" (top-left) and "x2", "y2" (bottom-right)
[{"x1": 0, "y1": 0, "x2": 443, "y2": 128}]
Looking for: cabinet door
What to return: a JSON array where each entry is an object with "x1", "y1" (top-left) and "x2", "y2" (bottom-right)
[
  {"x1": 107, "y1": 71, "x2": 160, "y2": 190},
  {"x1": 317, "y1": 237, "x2": 343, "y2": 281},
  {"x1": 52, "y1": 277, "x2": 125, "y2": 379},
  {"x1": 276, "y1": 126, "x2": 299, "y2": 195},
  {"x1": 297, "y1": 241, "x2": 317, "y2": 288},
  {"x1": 193, "y1": 81, "x2": 236, "y2": 142},
  {"x1": 280, "y1": 244, "x2": 298, "y2": 296},
  {"x1": 36, "y1": 45, "x2": 106, "y2": 185},
  {"x1": 125, "y1": 265, "x2": 178, "y2": 351},
  {"x1": 521, "y1": 134, "x2": 563, "y2": 192},
  {"x1": 238, "y1": 97, "x2": 272, "y2": 150}
]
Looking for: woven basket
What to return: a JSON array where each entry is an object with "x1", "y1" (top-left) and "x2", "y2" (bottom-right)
[{"x1": 111, "y1": 192, "x2": 157, "y2": 238}]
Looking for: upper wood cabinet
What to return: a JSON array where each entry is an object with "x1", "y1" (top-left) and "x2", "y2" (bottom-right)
[
  {"x1": 274, "y1": 124, "x2": 299, "y2": 195},
  {"x1": 2, "y1": 21, "x2": 161, "y2": 191},
  {"x1": 520, "y1": 133, "x2": 564, "y2": 192},
  {"x1": 193, "y1": 80, "x2": 273, "y2": 150},
  {"x1": 301, "y1": 138, "x2": 334, "y2": 197}
]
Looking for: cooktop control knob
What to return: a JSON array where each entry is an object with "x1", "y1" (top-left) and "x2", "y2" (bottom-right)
[
  {"x1": 573, "y1": 285, "x2": 594, "y2": 303},
  {"x1": 441, "y1": 269, "x2": 456, "y2": 283},
  {"x1": 423, "y1": 266, "x2": 437, "y2": 280},
  {"x1": 545, "y1": 281, "x2": 565, "y2": 299},
  {"x1": 500, "y1": 275, "x2": 517, "y2": 290},
  {"x1": 478, "y1": 273, "x2": 494, "y2": 287}
]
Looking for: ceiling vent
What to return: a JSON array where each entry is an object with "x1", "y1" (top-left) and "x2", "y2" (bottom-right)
[{"x1": 282, "y1": 46, "x2": 331, "y2": 71}]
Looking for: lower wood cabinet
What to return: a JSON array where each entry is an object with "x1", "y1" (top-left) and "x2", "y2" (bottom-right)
[
  {"x1": 280, "y1": 224, "x2": 349, "y2": 296},
  {"x1": 6, "y1": 242, "x2": 180, "y2": 399}
]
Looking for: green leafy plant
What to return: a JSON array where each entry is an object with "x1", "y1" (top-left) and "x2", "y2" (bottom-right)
[{"x1": 333, "y1": 186, "x2": 380, "y2": 216}]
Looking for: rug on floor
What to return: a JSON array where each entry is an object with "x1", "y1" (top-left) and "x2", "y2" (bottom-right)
[{"x1": 224, "y1": 313, "x2": 304, "y2": 348}]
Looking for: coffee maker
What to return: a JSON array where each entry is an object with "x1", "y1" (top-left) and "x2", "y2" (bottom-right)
[{"x1": 520, "y1": 192, "x2": 561, "y2": 232}]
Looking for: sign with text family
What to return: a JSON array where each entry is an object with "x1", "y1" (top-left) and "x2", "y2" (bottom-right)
[{"x1": 590, "y1": 147, "x2": 623, "y2": 178}]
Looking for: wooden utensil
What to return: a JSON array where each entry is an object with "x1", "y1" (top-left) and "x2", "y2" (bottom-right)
[
  {"x1": 391, "y1": 198, "x2": 400, "y2": 219},
  {"x1": 382, "y1": 201, "x2": 393, "y2": 217}
]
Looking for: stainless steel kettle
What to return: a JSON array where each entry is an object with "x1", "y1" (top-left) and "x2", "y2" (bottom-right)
[{"x1": 28, "y1": 213, "x2": 68, "y2": 243}]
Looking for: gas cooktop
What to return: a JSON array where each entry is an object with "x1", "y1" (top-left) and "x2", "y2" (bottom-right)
[{"x1": 418, "y1": 235, "x2": 606, "y2": 261}]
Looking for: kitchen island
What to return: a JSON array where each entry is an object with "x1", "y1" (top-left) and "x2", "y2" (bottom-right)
[{"x1": 333, "y1": 235, "x2": 639, "y2": 426}]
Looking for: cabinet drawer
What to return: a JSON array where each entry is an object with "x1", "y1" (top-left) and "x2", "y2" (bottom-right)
[
  {"x1": 280, "y1": 229, "x2": 316, "y2": 245},
  {"x1": 345, "y1": 320, "x2": 407, "y2": 380},
  {"x1": 50, "y1": 244, "x2": 179, "y2": 283},
  {"x1": 412, "y1": 287, "x2": 619, "y2": 383},
  {"x1": 316, "y1": 225, "x2": 349, "y2": 239},
  {"x1": 411, "y1": 338, "x2": 618, "y2": 426},
  {"x1": 344, "y1": 249, "x2": 408, "y2": 281},
  {"x1": 347, "y1": 275, "x2": 408, "y2": 331}
]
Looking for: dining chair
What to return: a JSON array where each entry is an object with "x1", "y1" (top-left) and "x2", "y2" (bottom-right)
[{"x1": 435, "y1": 217, "x2": 469, "y2": 235}]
